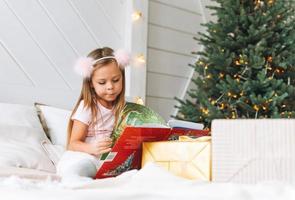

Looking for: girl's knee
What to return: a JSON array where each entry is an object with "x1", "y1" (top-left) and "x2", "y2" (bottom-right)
[{"x1": 57, "y1": 152, "x2": 97, "y2": 178}]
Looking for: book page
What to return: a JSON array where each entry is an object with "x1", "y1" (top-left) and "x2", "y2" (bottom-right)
[{"x1": 167, "y1": 119, "x2": 204, "y2": 130}]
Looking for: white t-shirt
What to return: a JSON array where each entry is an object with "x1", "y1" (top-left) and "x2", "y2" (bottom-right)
[{"x1": 71, "y1": 100, "x2": 115, "y2": 144}]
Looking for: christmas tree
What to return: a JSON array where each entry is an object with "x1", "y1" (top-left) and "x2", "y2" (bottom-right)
[{"x1": 176, "y1": 0, "x2": 295, "y2": 128}]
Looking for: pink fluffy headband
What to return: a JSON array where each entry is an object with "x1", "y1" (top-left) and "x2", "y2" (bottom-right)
[{"x1": 74, "y1": 49, "x2": 130, "y2": 78}]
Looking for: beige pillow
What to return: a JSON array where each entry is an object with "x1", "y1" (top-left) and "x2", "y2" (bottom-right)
[{"x1": 0, "y1": 102, "x2": 55, "y2": 172}]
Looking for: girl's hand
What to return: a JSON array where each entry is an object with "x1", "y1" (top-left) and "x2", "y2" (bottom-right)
[{"x1": 89, "y1": 137, "x2": 112, "y2": 156}]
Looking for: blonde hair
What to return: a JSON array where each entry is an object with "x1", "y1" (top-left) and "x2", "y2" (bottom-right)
[{"x1": 67, "y1": 47, "x2": 125, "y2": 148}]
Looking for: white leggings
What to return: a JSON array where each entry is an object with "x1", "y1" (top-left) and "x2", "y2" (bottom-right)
[{"x1": 56, "y1": 151, "x2": 99, "y2": 178}]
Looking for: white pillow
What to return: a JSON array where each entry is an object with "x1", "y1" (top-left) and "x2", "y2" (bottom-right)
[
  {"x1": 41, "y1": 140, "x2": 65, "y2": 166},
  {"x1": 0, "y1": 102, "x2": 55, "y2": 172},
  {"x1": 35, "y1": 104, "x2": 71, "y2": 147}
]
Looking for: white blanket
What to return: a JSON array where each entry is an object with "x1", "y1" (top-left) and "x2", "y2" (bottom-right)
[{"x1": 0, "y1": 163, "x2": 294, "y2": 200}]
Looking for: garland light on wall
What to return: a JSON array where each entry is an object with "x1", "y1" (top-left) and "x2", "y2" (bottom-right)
[{"x1": 132, "y1": 11, "x2": 142, "y2": 21}]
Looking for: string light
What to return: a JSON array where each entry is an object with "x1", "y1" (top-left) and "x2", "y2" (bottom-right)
[
  {"x1": 231, "y1": 111, "x2": 236, "y2": 119},
  {"x1": 136, "y1": 54, "x2": 146, "y2": 63},
  {"x1": 253, "y1": 105, "x2": 259, "y2": 111},
  {"x1": 177, "y1": 113, "x2": 185, "y2": 119},
  {"x1": 254, "y1": 0, "x2": 264, "y2": 10},
  {"x1": 267, "y1": 56, "x2": 273, "y2": 62},
  {"x1": 201, "y1": 108, "x2": 209, "y2": 115},
  {"x1": 266, "y1": 65, "x2": 272, "y2": 71},
  {"x1": 198, "y1": 61, "x2": 204, "y2": 66},
  {"x1": 206, "y1": 74, "x2": 212, "y2": 79},
  {"x1": 219, "y1": 103, "x2": 225, "y2": 110},
  {"x1": 219, "y1": 73, "x2": 225, "y2": 78},
  {"x1": 134, "y1": 96, "x2": 144, "y2": 105},
  {"x1": 132, "y1": 11, "x2": 142, "y2": 21},
  {"x1": 268, "y1": 0, "x2": 274, "y2": 5}
]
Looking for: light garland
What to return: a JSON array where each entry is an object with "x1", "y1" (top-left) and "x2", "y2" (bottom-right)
[
  {"x1": 136, "y1": 54, "x2": 146, "y2": 63},
  {"x1": 253, "y1": 105, "x2": 260, "y2": 111},
  {"x1": 134, "y1": 96, "x2": 144, "y2": 105},
  {"x1": 132, "y1": 11, "x2": 142, "y2": 21}
]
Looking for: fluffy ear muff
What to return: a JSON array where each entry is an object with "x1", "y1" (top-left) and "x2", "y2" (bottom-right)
[
  {"x1": 114, "y1": 49, "x2": 130, "y2": 69},
  {"x1": 74, "y1": 57, "x2": 94, "y2": 78}
]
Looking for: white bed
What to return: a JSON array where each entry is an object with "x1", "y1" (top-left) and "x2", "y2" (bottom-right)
[
  {"x1": 1, "y1": 163, "x2": 295, "y2": 200},
  {"x1": 0, "y1": 101, "x2": 295, "y2": 199}
]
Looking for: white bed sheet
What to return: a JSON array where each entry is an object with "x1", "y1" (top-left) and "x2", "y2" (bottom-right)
[
  {"x1": 0, "y1": 163, "x2": 294, "y2": 200},
  {"x1": 0, "y1": 166, "x2": 59, "y2": 181}
]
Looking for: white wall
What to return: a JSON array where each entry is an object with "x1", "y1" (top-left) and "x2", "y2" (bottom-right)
[
  {"x1": 146, "y1": 0, "x2": 217, "y2": 120},
  {"x1": 0, "y1": 0, "x2": 148, "y2": 109},
  {"x1": 0, "y1": 0, "x2": 217, "y2": 119}
]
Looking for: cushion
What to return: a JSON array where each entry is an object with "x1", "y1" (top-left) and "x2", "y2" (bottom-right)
[
  {"x1": 0, "y1": 102, "x2": 55, "y2": 172},
  {"x1": 35, "y1": 103, "x2": 71, "y2": 147},
  {"x1": 41, "y1": 140, "x2": 65, "y2": 166}
]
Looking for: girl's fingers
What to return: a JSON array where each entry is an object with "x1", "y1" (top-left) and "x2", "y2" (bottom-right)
[
  {"x1": 96, "y1": 142, "x2": 112, "y2": 148},
  {"x1": 97, "y1": 141, "x2": 112, "y2": 147},
  {"x1": 98, "y1": 145, "x2": 111, "y2": 151},
  {"x1": 99, "y1": 148, "x2": 112, "y2": 154},
  {"x1": 103, "y1": 137, "x2": 112, "y2": 142}
]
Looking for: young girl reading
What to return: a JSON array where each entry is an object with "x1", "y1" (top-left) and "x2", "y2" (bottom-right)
[{"x1": 57, "y1": 47, "x2": 129, "y2": 178}]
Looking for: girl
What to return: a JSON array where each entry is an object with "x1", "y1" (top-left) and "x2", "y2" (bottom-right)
[{"x1": 57, "y1": 47, "x2": 129, "y2": 178}]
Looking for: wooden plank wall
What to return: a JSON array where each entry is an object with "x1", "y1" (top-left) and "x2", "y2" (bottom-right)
[
  {"x1": 0, "y1": 0, "x2": 128, "y2": 109},
  {"x1": 146, "y1": 0, "x2": 206, "y2": 120}
]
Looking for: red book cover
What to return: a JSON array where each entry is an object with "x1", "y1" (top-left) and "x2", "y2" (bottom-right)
[{"x1": 95, "y1": 126, "x2": 209, "y2": 179}]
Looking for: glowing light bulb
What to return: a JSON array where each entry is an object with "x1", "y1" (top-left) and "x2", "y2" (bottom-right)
[
  {"x1": 253, "y1": 105, "x2": 259, "y2": 111},
  {"x1": 136, "y1": 54, "x2": 146, "y2": 63},
  {"x1": 132, "y1": 11, "x2": 142, "y2": 21},
  {"x1": 267, "y1": 56, "x2": 273, "y2": 62},
  {"x1": 134, "y1": 96, "x2": 144, "y2": 105}
]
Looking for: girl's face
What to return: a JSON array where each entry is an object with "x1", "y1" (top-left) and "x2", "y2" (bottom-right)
[{"x1": 91, "y1": 62, "x2": 123, "y2": 109}]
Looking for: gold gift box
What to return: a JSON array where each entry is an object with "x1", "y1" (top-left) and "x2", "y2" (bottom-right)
[{"x1": 142, "y1": 136, "x2": 211, "y2": 180}]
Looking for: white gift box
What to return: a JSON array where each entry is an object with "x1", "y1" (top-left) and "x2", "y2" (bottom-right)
[{"x1": 212, "y1": 119, "x2": 295, "y2": 184}]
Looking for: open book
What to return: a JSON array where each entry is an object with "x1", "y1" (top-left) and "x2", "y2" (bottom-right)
[{"x1": 95, "y1": 120, "x2": 208, "y2": 179}]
